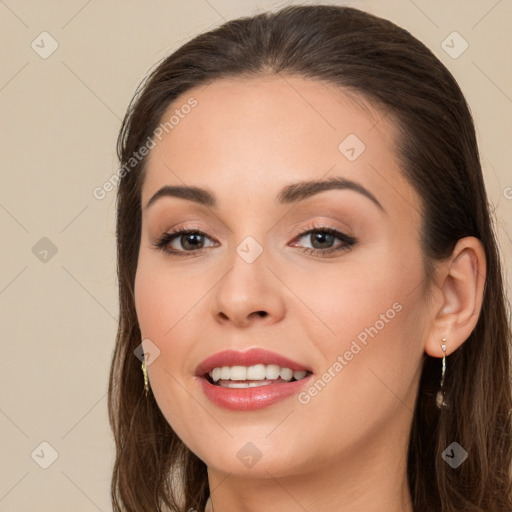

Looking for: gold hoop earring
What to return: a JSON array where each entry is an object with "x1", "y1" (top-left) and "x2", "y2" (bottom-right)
[
  {"x1": 141, "y1": 359, "x2": 149, "y2": 397},
  {"x1": 436, "y1": 337, "x2": 448, "y2": 409}
]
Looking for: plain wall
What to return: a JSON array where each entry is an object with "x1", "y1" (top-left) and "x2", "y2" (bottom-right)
[{"x1": 1, "y1": 1, "x2": 510, "y2": 510}]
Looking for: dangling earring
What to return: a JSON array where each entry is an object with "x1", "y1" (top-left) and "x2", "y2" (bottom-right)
[
  {"x1": 436, "y1": 337, "x2": 448, "y2": 409},
  {"x1": 141, "y1": 359, "x2": 149, "y2": 397}
]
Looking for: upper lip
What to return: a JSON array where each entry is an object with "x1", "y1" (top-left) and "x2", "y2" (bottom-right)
[{"x1": 195, "y1": 348, "x2": 312, "y2": 377}]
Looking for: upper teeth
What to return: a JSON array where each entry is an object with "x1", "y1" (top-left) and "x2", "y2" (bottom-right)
[{"x1": 208, "y1": 364, "x2": 308, "y2": 382}]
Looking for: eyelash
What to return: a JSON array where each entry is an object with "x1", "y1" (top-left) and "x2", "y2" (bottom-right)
[{"x1": 153, "y1": 223, "x2": 357, "y2": 258}]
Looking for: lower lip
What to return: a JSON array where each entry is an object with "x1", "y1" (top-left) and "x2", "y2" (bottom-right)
[{"x1": 198, "y1": 375, "x2": 313, "y2": 411}]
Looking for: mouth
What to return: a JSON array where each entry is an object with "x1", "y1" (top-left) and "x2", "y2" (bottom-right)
[{"x1": 196, "y1": 349, "x2": 315, "y2": 410}]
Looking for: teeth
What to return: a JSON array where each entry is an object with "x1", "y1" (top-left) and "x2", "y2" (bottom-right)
[
  {"x1": 212, "y1": 367, "x2": 221, "y2": 382},
  {"x1": 230, "y1": 366, "x2": 247, "y2": 380},
  {"x1": 208, "y1": 364, "x2": 309, "y2": 383},
  {"x1": 293, "y1": 370, "x2": 307, "y2": 380},
  {"x1": 266, "y1": 364, "x2": 281, "y2": 380},
  {"x1": 280, "y1": 367, "x2": 293, "y2": 381},
  {"x1": 219, "y1": 380, "x2": 274, "y2": 389},
  {"x1": 246, "y1": 364, "x2": 266, "y2": 380}
]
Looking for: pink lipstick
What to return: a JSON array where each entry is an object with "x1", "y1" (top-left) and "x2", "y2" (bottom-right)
[{"x1": 195, "y1": 348, "x2": 313, "y2": 411}]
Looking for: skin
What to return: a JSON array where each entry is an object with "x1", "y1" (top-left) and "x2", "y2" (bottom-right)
[{"x1": 134, "y1": 75, "x2": 486, "y2": 512}]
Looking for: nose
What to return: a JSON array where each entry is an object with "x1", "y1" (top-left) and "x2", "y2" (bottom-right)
[{"x1": 210, "y1": 246, "x2": 286, "y2": 328}]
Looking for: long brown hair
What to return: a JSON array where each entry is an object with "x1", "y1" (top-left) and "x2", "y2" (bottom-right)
[{"x1": 108, "y1": 5, "x2": 512, "y2": 511}]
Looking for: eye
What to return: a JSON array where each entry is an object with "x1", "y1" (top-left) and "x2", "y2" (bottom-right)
[
  {"x1": 153, "y1": 228, "x2": 217, "y2": 256},
  {"x1": 290, "y1": 224, "x2": 357, "y2": 257}
]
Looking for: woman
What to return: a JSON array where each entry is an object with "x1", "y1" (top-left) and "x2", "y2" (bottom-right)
[{"x1": 108, "y1": 5, "x2": 512, "y2": 511}]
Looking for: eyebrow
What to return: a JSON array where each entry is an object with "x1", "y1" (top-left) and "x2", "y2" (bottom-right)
[{"x1": 144, "y1": 176, "x2": 384, "y2": 211}]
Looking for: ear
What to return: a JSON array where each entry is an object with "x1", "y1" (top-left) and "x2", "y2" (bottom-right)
[{"x1": 424, "y1": 236, "x2": 486, "y2": 358}]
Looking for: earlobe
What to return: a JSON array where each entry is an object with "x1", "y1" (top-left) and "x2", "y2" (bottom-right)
[{"x1": 424, "y1": 236, "x2": 486, "y2": 358}]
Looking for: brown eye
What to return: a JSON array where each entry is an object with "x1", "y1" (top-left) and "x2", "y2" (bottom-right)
[
  {"x1": 154, "y1": 229, "x2": 217, "y2": 256},
  {"x1": 179, "y1": 233, "x2": 206, "y2": 251}
]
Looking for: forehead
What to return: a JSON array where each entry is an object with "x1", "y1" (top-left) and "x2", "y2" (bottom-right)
[{"x1": 142, "y1": 75, "x2": 417, "y2": 214}]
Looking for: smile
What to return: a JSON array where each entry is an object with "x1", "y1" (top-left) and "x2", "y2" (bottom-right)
[{"x1": 195, "y1": 348, "x2": 314, "y2": 410}]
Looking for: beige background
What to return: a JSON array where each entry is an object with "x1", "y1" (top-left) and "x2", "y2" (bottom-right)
[{"x1": 1, "y1": 0, "x2": 510, "y2": 510}]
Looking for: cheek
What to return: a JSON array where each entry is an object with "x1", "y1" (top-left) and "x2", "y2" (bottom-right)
[
  {"x1": 286, "y1": 241, "x2": 420, "y2": 351},
  {"x1": 133, "y1": 256, "x2": 214, "y2": 434},
  {"x1": 287, "y1": 245, "x2": 426, "y2": 413},
  {"x1": 285, "y1": 296, "x2": 424, "y2": 468},
  {"x1": 134, "y1": 256, "x2": 206, "y2": 339}
]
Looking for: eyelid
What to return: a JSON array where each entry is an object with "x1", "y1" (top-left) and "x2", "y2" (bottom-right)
[
  {"x1": 290, "y1": 220, "x2": 353, "y2": 239},
  {"x1": 156, "y1": 220, "x2": 351, "y2": 243},
  {"x1": 158, "y1": 222, "x2": 219, "y2": 240},
  {"x1": 289, "y1": 222, "x2": 356, "y2": 247}
]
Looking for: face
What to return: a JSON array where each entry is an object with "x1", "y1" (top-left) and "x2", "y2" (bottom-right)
[{"x1": 134, "y1": 75, "x2": 429, "y2": 478}]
